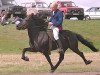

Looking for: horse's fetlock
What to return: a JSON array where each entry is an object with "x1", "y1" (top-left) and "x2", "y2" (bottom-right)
[{"x1": 80, "y1": 52, "x2": 83, "y2": 55}]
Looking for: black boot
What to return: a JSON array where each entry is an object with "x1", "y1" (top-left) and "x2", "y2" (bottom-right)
[{"x1": 56, "y1": 39, "x2": 64, "y2": 54}]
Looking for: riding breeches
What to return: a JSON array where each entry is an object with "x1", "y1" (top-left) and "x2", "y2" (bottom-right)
[{"x1": 50, "y1": 25, "x2": 59, "y2": 40}]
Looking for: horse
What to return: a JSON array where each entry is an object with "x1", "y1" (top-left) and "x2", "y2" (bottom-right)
[{"x1": 15, "y1": 13, "x2": 99, "y2": 72}]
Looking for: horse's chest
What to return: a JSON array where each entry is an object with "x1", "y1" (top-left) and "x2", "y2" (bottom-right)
[{"x1": 34, "y1": 31, "x2": 48, "y2": 47}]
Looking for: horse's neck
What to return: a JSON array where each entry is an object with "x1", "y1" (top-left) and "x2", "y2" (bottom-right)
[{"x1": 28, "y1": 28, "x2": 40, "y2": 38}]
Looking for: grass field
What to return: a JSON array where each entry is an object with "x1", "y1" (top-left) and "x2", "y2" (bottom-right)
[
  {"x1": 0, "y1": 20, "x2": 100, "y2": 74},
  {"x1": 0, "y1": 20, "x2": 100, "y2": 53}
]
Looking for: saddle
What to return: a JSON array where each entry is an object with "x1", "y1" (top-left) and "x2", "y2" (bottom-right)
[
  {"x1": 47, "y1": 29, "x2": 66, "y2": 41},
  {"x1": 47, "y1": 29, "x2": 66, "y2": 52}
]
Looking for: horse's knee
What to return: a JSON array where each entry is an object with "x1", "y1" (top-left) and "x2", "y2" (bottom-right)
[
  {"x1": 72, "y1": 49, "x2": 83, "y2": 55},
  {"x1": 77, "y1": 51, "x2": 84, "y2": 56},
  {"x1": 23, "y1": 48, "x2": 28, "y2": 52}
]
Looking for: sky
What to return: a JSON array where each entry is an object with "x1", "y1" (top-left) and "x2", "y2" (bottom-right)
[
  {"x1": 15, "y1": 0, "x2": 100, "y2": 10},
  {"x1": 72, "y1": 0, "x2": 100, "y2": 10},
  {"x1": 48, "y1": 0, "x2": 100, "y2": 10}
]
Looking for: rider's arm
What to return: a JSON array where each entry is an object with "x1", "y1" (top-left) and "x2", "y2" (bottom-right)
[{"x1": 51, "y1": 11, "x2": 63, "y2": 27}]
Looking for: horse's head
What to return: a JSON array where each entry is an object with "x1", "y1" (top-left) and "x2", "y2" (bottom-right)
[
  {"x1": 15, "y1": 17, "x2": 28, "y2": 30},
  {"x1": 15, "y1": 13, "x2": 48, "y2": 30}
]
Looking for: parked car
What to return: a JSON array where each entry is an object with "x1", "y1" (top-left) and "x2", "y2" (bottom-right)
[
  {"x1": 0, "y1": 0, "x2": 27, "y2": 19},
  {"x1": 84, "y1": 7, "x2": 100, "y2": 20},
  {"x1": 8, "y1": 6, "x2": 27, "y2": 19},
  {"x1": 0, "y1": 0, "x2": 27, "y2": 25},
  {"x1": 57, "y1": 1, "x2": 84, "y2": 20},
  {"x1": 21, "y1": 1, "x2": 51, "y2": 15}
]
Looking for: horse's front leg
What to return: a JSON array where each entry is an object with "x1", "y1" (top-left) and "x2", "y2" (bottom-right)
[
  {"x1": 43, "y1": 52, "x2": 54, "y2": 72},
  {"x1": 51, "y1": 53, "x2": 64, "y2": 72},
  {"x1": 22, "y1": 47, "x2": 33, "y2": 61}
]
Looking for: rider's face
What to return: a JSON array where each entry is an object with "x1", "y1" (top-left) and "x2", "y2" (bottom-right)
[{"x1": 50, "y1": 3, "x2": 58, "y2": 11}]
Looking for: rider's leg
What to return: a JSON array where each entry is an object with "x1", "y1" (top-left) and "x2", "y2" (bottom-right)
[
  {"x1": 56, "y1": 39, "x2": 64, "y2": 54},
  {"x1": 52, "y1": 26, "x2": 64, "y2": 54}
]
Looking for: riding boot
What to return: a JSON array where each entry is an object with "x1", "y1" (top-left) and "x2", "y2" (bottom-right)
[{"x1": 56, "y1": 39, "x2": 64, "y2": 54}]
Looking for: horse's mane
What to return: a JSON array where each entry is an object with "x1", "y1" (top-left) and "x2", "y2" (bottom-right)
[{"x1": 28, "y1": 13, "x2": 47, "y2": 27}]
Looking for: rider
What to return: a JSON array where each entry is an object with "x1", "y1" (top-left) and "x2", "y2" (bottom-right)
[
  {"x1": 0, "y1": 10, "x2": 9, "y2": 25},
  {"x1": 48, "y1": 2, "x2": 64, "y2": 54},
  {"x1": 0, "y1": 10, "x2": 6, "y2": 22}
]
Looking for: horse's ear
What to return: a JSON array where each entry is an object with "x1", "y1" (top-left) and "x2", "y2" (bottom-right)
[
  {"x1": 30, "y1": 13, "x2": 34, "y2": 18},
  {"x1": 31, "y1": 13, "x2": 35, "y2": 16},
  {"x1": 27, "y1": 13, "x2": 35, "y2": 19}
]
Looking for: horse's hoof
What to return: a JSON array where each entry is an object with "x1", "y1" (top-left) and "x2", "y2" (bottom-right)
[
  {"x1": 50, "y1": 69, "x2": 55, "y2": 73},
  {"x1": 93, "y1": 49, "x2": 99, "y2": 52},
  {"x1": 50, "y1": 67, "x2": 56, "y2": 73},
  {"x1": 21, "y1": 56, "x2": 29, "y2": 61},
  {"x1": 85, "y1": 60, "x2": 92, "y2": 65}
]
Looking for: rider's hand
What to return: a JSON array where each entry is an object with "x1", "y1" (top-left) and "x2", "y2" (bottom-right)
[
  {"x1": 48, "y1": 22, "x2": 53, "y2": 29},
  {"x1": 48, "y1": 22, "x2": 53, "y2": 26}
]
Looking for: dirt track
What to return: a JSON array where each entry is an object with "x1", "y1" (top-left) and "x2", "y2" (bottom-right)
[
  {"x1": 12, "y1": 72, "x2": 100, "y2": 75},
  {"x1": 0, "y1": 52, "x2": 100, "y2": 75}
]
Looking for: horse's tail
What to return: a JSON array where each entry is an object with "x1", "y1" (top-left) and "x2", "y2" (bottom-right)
[{"x1": 76, "y1": 34, "x2": 99, "y2": 52}]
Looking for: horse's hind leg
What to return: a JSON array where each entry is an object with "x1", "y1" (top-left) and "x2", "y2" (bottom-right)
[
  {"x1": 68, "y1": 34, "x2": 92, "y2": 65},
  {"x1": 72, "y1": 48, "x2": 92, "y2": 65},
  {"x1": 22, "y1": 47, "x2": 33, "y2": 61}
]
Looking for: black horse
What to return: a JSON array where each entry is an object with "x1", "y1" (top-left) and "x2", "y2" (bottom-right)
[{"x1": 15, "y1": 13, "x2": 98, "y2": 72}]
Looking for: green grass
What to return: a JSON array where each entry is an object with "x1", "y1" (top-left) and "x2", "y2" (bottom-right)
[
  {"x1": 0, "y1": 24, "x2": 29, "y2": 53},
  {"x1": 0, "y1": 20, "x2": 100, "y2": 53},
  {"x1": 63, "y1": 20, "x2": 100, "y2": 52}
]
